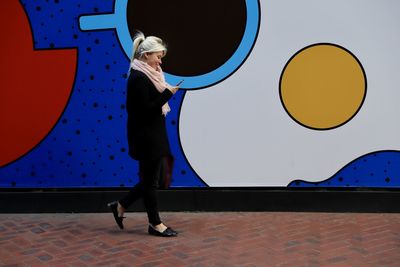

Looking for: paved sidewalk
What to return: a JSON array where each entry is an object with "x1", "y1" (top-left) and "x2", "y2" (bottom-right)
[{"x1": 0, "y1": 212, "x2": 399, "y2": 266}]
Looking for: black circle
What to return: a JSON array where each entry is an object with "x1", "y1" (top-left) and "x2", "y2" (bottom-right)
[{"x1": 127, "y1": 0, "x2": 247, "y2": 76}]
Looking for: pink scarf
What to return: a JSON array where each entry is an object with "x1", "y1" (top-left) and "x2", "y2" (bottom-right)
[{"x1": 131, "y1": 59, "x2": 172, "y2": 116}]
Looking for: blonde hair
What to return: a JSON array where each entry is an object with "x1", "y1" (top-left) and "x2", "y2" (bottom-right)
[{"x1": 131, "y1": 31, "x2": 167, "y2": 61}]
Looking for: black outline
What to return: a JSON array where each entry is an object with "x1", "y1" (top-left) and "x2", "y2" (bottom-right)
[
  {"x1": 279, "y1": 43, "x2": 368, "y2": 131},
  {"x1": 173, "y1": 90, "x2": 208, "y2": 187},
  {"x1": 288, "y1": 149, "x2": 400, "y2": 187},
  {"x1": 0, "y1": 1, "x2": 79, "y2": 169}
]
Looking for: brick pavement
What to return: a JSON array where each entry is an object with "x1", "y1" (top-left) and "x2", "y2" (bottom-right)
[{"x1": 0, "y1": 212, "x2": 399, "y2": 266}]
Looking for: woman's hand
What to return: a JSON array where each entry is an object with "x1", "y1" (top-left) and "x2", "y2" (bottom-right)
[{"x1": 168, "y1": 86, "x2": 180, "y2": 94}]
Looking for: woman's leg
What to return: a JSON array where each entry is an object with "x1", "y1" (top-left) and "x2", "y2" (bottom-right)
[
  {"x1": 117, "y1": 158, "x2": 162, "y2": 223},
  {"x1": 118, "y1": 181, "x2": 143, "y2": 212},
  {"x1": 140, "y1": 159, "x2": 162, "y2": 226}
]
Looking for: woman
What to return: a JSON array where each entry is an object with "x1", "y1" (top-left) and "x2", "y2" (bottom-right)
[{"x1": 108, "y1": 31, "x2": 180, "y2": 237}]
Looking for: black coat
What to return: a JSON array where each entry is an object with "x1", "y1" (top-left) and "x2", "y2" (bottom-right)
[{"x1": 126, "y1": 69, "x2": 173, "y2": 160}]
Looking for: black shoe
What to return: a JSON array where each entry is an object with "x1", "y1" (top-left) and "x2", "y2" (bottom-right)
[
  {"x1": 148, "y1": 225, "x2": 178, "y2": 237},
  {"x1": 107, "y1": 201, "x2": 125, "y2": 229}
]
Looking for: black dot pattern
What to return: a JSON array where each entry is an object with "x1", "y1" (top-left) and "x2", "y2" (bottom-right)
[
  {"x1": 0, "y1": 0, "x2": 206, "y2": 188},
  {"x1": 288, "y1": 152, "x2": 400, "y2": 187}
]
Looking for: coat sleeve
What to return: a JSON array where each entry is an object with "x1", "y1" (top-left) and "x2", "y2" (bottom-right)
[{"x1": 128, "y1": 73, "x2": 173, "y2": 113}]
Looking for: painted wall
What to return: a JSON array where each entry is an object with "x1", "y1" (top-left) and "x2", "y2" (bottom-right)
[{"x1": 1, "y1": 0, "x2": 399, "y2": 188}]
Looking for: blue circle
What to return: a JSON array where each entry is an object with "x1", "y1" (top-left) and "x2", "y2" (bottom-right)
[{"x1": 79, "y1": 0, "x2": 260, "y2": 89}]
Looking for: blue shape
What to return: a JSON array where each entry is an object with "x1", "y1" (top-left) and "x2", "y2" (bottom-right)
[{"x1": 288, "y1": 151, "x2": 400, "y2": 188}]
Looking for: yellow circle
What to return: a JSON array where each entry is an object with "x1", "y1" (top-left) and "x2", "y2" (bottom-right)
[{"x1": 280, "y1": 44, "x2": 366, "y2": 130}]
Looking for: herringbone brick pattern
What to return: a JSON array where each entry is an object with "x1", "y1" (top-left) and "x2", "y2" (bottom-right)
[{"x1": 0, "y1": 212, "x2": 399, "y2": 266}]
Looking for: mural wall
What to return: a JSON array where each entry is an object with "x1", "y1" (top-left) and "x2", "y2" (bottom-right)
[{"x1": 1, "y1": 0, "x2": 399, "y2": 188}]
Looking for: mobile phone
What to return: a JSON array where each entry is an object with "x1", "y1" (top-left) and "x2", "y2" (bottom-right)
[{"x1": 176, "y1": 79, "x2": 184, "y2": 86}]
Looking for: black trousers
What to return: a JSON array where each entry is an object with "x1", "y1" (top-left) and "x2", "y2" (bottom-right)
[{"x1": 119, "y1": 158, "x2": 163, "y2": 226}]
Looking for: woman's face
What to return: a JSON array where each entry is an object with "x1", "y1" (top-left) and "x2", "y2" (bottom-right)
[{"x1": 144, "y1": 51, "x2": 164, "y2": 70}]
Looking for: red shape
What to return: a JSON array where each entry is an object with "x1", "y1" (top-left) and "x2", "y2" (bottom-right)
[{"x1": 0, "y1": 1, "x2": 77, "y2": 167}]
